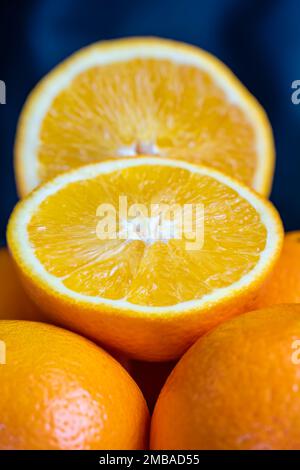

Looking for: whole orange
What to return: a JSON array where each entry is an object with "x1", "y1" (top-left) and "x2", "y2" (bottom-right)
[
  {"x1": 0, "y1": 248, "x2": 44, "y2": 321},
  {"x1": 0, "y1": 321, "x2": 149, "y2": 449},
  {"x1": 254, "y1": 231, "x2": 300, "y2": 307},
  {"x1": 151, "y1": 304, "x2": 300, "y2": 450}
]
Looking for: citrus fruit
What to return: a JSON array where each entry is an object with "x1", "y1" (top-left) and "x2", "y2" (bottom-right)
[
  {"x1": 15, "y1": 37, "x2": 274, "y2": 197},
  {"x1": 151, "y1": 304, "x2": 300, "y2": 450},
  {"x1": 8, "y1": 157, "x2": 283, "y2": 360},
  {"x1": 0, "y1": 247, "x2": 44, "y2": 321},
  {"x1": 0, "y1": 320, "x2": 149, "y2": 450},
  {"x1": 254, "y1": 231, "x2": 300, "y2": 307}
]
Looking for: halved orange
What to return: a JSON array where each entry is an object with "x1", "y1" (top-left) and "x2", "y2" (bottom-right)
[
  {"x1": 8, "y1": 157, "x2": 283, "y2": 360},
  {"x1": 15, "y1": 37, "x2": 274, "y2": 197}
]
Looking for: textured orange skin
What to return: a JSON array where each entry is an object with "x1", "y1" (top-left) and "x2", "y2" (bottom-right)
[
  {"x1": 9, "y1": 264, "x2": 279, "y2": 361},
  {"x1": 0, "y1": 248, "x2": 44, "y2": 321},
  {"x1": 0, "y1": 321, "x2": 149, "y2": 450},
  {"x1": 254, "y1": 231, "x2": 300, "y2": 308},
  {"x1": 151, "y1": 304, "x2": 300, "y2": 450}
]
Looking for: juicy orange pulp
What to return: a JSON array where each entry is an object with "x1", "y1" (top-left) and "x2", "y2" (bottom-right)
[
  {"x1": 29, "y1": 163, "x2": 267, "y2": 307},
  {"x1": 39, "y1": 59, "x2": 257, "y2": 187}
]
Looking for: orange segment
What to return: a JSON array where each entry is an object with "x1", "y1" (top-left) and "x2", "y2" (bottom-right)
[
  {"x1": 15, "y1": 37, "x2": 274, "y2": 196},
  {"x1": 8, "y1": 157, "x2": 283, "y2": 360}
]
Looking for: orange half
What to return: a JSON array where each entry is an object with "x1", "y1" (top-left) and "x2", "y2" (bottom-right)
[
  {"x1": 15, "y1": 37, "x2": 274, "y2": 197},
  {"x1": 8, "y1": 158, "x2": 283, "y2": 360}
]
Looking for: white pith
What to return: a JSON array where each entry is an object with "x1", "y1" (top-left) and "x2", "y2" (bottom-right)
[
  {"x1": 11, "y1": 157, "x2": 282, "y2": 314},
  {"x1": 118, "y1": 215, "x2": 180, "y2": 244}
]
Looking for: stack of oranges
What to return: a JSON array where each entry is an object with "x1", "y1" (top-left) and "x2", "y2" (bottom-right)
[{"x1": 1, "y1": 37, "x2": 300, "y2": 450}]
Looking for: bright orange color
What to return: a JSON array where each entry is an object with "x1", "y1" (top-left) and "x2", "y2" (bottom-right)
[
  {"x1": 151, "y1": 304, "x2": 300, "y2": 450},
  {"x1": 254, "y1": 231, "x2": 300, "y2": 307},
  {"x1": 15, "y1": 37, "x2": 274, "y2": 196},
  {"x1": 7, "y1": 158, "x2": 283, "y2": 361},
  {"x1": 0, "y1": 248, "x2": 44, "y2": 321},
  {"x1": 0, "y1": 321, "x2": 149, "y2": 450}
]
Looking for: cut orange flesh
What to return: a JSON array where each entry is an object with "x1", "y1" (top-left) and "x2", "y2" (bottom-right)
[
  {"x1": 8, "y1": 158, "x2": 283, "y2": 360},
  {"x1": 15, "y1": 37, "x2": 274, "y2": 197}
]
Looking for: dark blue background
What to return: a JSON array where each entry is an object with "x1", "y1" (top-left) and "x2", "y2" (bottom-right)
[{"x1": 1, "y1": 0, "x2": 300, "y2": 246}]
